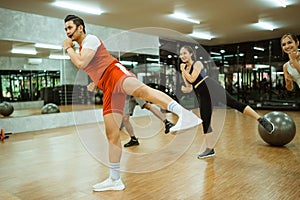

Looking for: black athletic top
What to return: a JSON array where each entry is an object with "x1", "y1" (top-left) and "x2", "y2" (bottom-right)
[{"x1": 185, "y1": 62, "x2": 207, "y2": 87}]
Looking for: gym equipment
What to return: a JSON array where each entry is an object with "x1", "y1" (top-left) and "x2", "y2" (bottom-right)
[
  {"x1": 0, "y1": 101, "x2": 14, "y2": 116},
  {"x1": 41, "y1": 103, "x2": 60, "y2": 114},
  {"x1": 258, "y1": 111, "x2": 296, "y2": 146}
]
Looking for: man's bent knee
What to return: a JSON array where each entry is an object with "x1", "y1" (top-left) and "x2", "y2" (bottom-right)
[{"x1": 132, "y1": 85, "x2": 151, "y2": 100}]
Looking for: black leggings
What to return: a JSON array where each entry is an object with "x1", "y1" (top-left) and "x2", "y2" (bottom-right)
[{"x1": 194, "y1": 77, "x2": 247, "y2": 134}]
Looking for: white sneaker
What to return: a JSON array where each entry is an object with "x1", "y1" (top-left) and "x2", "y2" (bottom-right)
[
  {"x1": 170, "y1": 110, "x2": 202, "y2": 132},
  {"x1": 93, "y1": 178, "x2": 125, "y2": 192}
]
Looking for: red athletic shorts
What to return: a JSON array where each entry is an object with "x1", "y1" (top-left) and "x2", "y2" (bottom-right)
[{"x1": 97, "y1": 62, "x2": 135, "y2": 115}]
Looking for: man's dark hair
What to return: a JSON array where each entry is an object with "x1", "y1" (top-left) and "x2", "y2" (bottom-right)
[{"x1": 64, "y1": 15, "x2": 86, "y2": 34}]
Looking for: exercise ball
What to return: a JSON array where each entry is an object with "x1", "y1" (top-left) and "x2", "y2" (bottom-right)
[
  {"x1": 0, "y1": 101, "x2": 14, "y2": 116},
  {"x1": 258, "y1": 111, "x2": 296, "y2": 146},
  {"x1": 41, "y1": 103, "x2": 60, "y2": 114}
]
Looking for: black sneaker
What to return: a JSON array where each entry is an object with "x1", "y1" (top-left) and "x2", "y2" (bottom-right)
[
  {"x1": 164, "y1": 120, "x2": 175, "y2": 134},
  {"x1": 197, "y1": 148, "x2": 215, "y2": 159},
  {"x1": 0, "y1": 135, "x2": 9, "y2": 142},
  {"x1": 124, "y1": 139, "x2": 139, "y2": 147},
  {"x1": 258, "y1": 117, "x2": 275, "y2": 134}
]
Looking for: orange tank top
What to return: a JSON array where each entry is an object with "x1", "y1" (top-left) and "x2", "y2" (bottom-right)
[{"x1": 82, "y1": 39, "x2": 118, "y2": 84}]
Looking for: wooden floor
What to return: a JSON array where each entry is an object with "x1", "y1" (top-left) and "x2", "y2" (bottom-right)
[{"x1": 0, "y1": 109, "x2": 299, "y2": 200}]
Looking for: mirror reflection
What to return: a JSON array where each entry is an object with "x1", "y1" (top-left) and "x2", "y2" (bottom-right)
[{"x1": 1, "y1": 35, "x2": 300, "y2": 119}]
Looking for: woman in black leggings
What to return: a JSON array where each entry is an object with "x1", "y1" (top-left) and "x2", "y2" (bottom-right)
[{"x1": 179, "y1": 45, "x2": 274, "y2": 159}]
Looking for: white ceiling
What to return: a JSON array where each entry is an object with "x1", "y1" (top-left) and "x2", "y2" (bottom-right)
[{"x1": 0, "y1": 0, "x2": 300, "y2": 58}]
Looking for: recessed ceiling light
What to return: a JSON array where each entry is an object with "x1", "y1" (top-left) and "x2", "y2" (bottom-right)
[
  {"x1": 276, "y1": 0, "x2": 287, "y2": 7},
  {"x1": 189, "y1": 32, "x2": 213, "y2": 40},
  {"x1": 210, "y1": 52, "x2": 221, "y2": 55},
  {"x1": 254, "y1": 21, "x2": 278, "y2": 31},
  {"x1": 49, "y1": 54, "x2": 70, "y2": 60},
  {"x1": 146, "y1": 58, "x2": 160, "y2": 62},
  {"x1": 11, "y1": 46, "x2": 37, "y2": 55},
  {"x1": 170, "y1": 13, "x2": 200, "y2": 24},
  {"x1": 261, "y1": 0, "x2": 289, "y2": 8},
  {"x1": 119, "y1": 61, "x2": 138, "y2": 66},
  {"x1": 52, "y1": 1, "x2": 103, "y2": 15},
  {"x1": 35, "y1": 43, "x2": 62, "y2": 50},
  {"x1": 253, "y1": 47, "x2": 265, "y2": 51}
]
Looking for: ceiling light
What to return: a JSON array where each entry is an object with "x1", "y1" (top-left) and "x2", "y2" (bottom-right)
[
  {"x1": 146, "y1": 58, "x2": 159, "y2": 62},
  {"x1": 255, "y1": 64, "x2": 270, "y2": 69},
  {"x1": 211, "y1": 56, "x2": 222, "y2": 60},
  {"x1": 189, "y1": 32, "x2": 213, "y2": 40},
  {"x1": 119, "y1": 61, "x2": 138, "y2": 66},
  {"x1": 35, "y1": 43, "x2": 62, "y2": 50},
  {"x1": 171, "y1": 13, "x2": 200, "y2": 24},
  {"x1": 11, "y1": 46, "x2": 37, "y2": 55},
  {"x1": 224, "y1": 54, "x2": 235, "y2": 58},
  {"x1": 276, "y1": 0, "x2": 287, "y2": 7},
  {"x1": 261, "y1": 0, "x2": 291, "y2": 8},
  {"x1": 52, "y1": 1, "x2": 103, "y2": 15},
  {"x1": 49, "y1": 54, "x2": 70, "y2": 59},
  {"x1": 253, "y1": 47, "x2": 265, "y2": 51},
  {"x1": 254, "y1": 21, "x2": 277, "y2": 31},
  {"x1": 210, "y1": 52, "x2": 221, "y2": 55}
]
